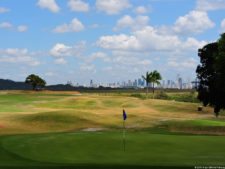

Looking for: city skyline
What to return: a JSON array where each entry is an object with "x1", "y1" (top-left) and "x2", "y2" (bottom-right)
[
  {"x1": 71, "y1": 74, "x2": 194, "y2": 90},
  {"x1": 1, "y1": 0, "x2": 225, "y2": 84}
]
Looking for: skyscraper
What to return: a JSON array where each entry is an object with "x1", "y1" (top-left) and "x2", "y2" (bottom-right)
[
  {"x1": 178, "y1": 77, "x2": 182, "y2": 89},
  {"x1": 90, "y1": 80, "x2": 93, "y2": 87}
]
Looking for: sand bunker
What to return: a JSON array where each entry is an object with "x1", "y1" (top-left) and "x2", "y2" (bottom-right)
[{"x1": 81, "y1": 128, "x2": 106, "y2": 132}]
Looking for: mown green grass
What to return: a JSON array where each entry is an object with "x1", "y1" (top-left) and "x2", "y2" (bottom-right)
[
  {"x1": 159, "y1": 119, "x2": 225, "y2": 128},
  {"x1": 181, "y1": 119, "x2": 225, "y2": 127},
  {"x1": 1, "y1": 131, "x2": 225, "y2": 167}
]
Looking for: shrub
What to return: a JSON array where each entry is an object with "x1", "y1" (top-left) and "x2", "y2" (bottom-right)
[
  {"x1": 155, "y1": 91, "x2": 169, "y2": 99},
  {"x1": 130, "y1": 93, "x2": 145, "y2": 99}
]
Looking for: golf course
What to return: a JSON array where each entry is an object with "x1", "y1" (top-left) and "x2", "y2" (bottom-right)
[{"x1": 0, "y1": 90, "x2": 225, "y2": 168}]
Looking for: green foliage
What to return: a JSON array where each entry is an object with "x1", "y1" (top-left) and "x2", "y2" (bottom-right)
[
  {"x1": 129, "y1": 91, "x2": 199, "y2": 103},
  {"x1": 154, "y1": 91, "x2": 169, "y2": 99},
  {"x1": 130, "y1": 93, "x2": 146, "y2": 99},
  {"x1": 142, "y1": 71, "x2": 150, "y2": 86},
  {"x1": 25, "y1": 74, "x2": 46, "y2": 90},
  {"x1": 149, "y1": 70, "x2": 162, "y2": 98},
  {"x1": 142, "y1": 71, "x2": 151, "y2": 98},
  {"x1": 196, "y1": 33, "x2": 225, "y2": 116},
  {"x1": 148, "y1": 70, "x2": 162, "y2": 86},
  {"x1": 168, "y1": 91, "x2": 199, "y2": 103},
  {"x1": 142, "y1": 70, "x2": 162, "y2": 98}
]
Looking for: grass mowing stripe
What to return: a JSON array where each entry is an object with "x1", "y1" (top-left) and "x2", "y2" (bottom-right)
[
  {"x1": 0, "y1": 137, "x2": 43, "y2": 166},
  {"x1": 1, "y1": 131, "x2": 225, "y2": 167}
]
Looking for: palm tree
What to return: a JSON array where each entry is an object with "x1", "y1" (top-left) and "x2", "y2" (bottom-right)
[
  {"x1": 149, "y1": 70, "x2": 162, "y2": 98},
  {"x1": 142, "y1": 72, "x2": 151, "y2": 98}
]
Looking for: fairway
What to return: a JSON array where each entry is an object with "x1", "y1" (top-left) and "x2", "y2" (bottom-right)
[{"x1": 0, "y1": 91, "x2": 225, "y2": 168}]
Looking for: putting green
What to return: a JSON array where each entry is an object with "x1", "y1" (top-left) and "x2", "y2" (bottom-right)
[{"x1": 1, "y1": 131, "x2": 225, "y2": 167}]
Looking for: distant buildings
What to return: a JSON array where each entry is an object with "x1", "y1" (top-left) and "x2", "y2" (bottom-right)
[
  {"x1": 191, "y1": 78, "x2": 200, "y2": 89},
  {"x1": 178, "y1": 77, "x2": 183, "y2": 89},
  {"x1": 71, "y1": 76, "x2": 195, "y2": 89},
  {"x1": 90, "y1": 80, "x2": 93, "y2": 87}
]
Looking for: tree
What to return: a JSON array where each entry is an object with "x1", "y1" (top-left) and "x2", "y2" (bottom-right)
[
  {"x1": 196, "y1": 33, "x2": 225, "y2": 117},
  {"x1": 25, "y1": 74, "x2": 46, "y2": 90},
  {"x1": 148, "y1": 70, "x2": 162, "y2": 98},
  {"x1": 142, "y1": 72, "x2": 151, "y2": 98},
  {"x1": 142, "y1": 70, "x2": 162, "y2": 99}
]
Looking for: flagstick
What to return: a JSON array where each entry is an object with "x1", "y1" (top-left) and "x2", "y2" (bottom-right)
[{"x1": 123, "y1": 120, "x2": 125, "y2": 151}]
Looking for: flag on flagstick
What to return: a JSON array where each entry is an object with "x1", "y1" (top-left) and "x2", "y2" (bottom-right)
[
  {"x1": 123, "y1": 109, "x2": 127, "y2": 121},
  {"x1": 122, "y1": 109, "x2": 127, "y2": 152}
]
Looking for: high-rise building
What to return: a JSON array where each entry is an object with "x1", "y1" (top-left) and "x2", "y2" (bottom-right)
[
  {"x1": 162, "y1": 80, "x2": 165, "y2": 88},
  {"x1": 178, "y1": 77, "x2": 182, "y2": 89},
  {"x1": 138, "y1": 78, "x2": 142, "y2": 86},
  {"x1": 133, "y1": 79, "x2": 138, "y2": 87},
  {"x1": 90, "y1": 79, "x2": 93, "y2": 87},
  {"x1": 167, "y1": 80, "x2": 171, "y2": 88}
]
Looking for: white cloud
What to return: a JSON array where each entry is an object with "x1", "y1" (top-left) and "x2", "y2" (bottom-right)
[
  {"x1": 68, "y1": 0, "x2": 89, "y2": 12},
  {"x1": 97, "y1": 26, "x2": 207, "y2": 53},
  {"x1": 0, "y1": 7, "x2": 10, "y2": 13},
  {"x1": 102, "y1": 66, "x2": 112, "y2": 71},
  {"x1": 168, "y1": 58, "x2": 198, "y2": 69},
  {"x1": 96, "y1": 0, "x2": 131, "y2": 15},
  {"x1": 50, "y1": 42, "x2": 86, "y2": 57},
  {"x1": 45, "y1": 72, "x2": 55, "y2": 77},
  {"x1": 134, "y1": 6, "x2": 148, "y2": 14},
  {"x1": 112, "y1": 56, "x2": 151, "y2": 66},
  {"x1": 97, "y1": 34, "x2": 140, "y2": 51},
  {"x1": 221, "y1": 19, "x2": 225, "y2": 33},
  {"x1": 114, "y1": 15, "x2": 149, "y2": 31},
  {"x1": 88, "y1": 52, "x2": 110, "y2": 62},
  {"x1": 54, "y1": 58, "x2": 67, "y2": 64},
  {"x1": 53, "y1": 18, "x2": 84, "y2": 33},
  {"x1": 173, "y1": 10, "x2": 214, "y2": 35},
  {"x1": 50, "y1": 43, "x2": 72, "y2": 57},
  {"x1": 0, "y1": 22, "x2": 13, "y2": 29},
  {"x1": 80, "y1": 63, "x2": 96, "y2": 72},
  {"x1": 37, "y1": 0, "x2": 60, "y2": 13},
  {"x1": 17, "y1": 25, "x2": 28, "y2": 32},
  {"x1": 0, "y1": 22, "x2": 28, "y2": 32},
  {"x1": 90, "y1": 24, "x2": 99, "y2": 29},
  {"x1": 196, "y1": 0, "x2": 225, "y2": 11},
  {"x1": 50, "y1": 42, "x2": 86, "y2": 64},
  {"x1": 0, "y1": 48, "x2": 40, "y2": 66},
  {"x1": 182, "y1": 37, "x2": 207, "y2": 50}
]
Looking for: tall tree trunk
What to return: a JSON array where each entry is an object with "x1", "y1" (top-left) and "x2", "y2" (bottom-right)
[
  {"x1": 152, "y1": 83, "x2": 155, "y2": 99},
  {"x1": 32, "y1": 84, "x2": 36, "y2": 90},
  {"x1": 146, "y1": 82, "x2": 148, "y2": 99},
  {"x1": 147, "y1": 86, "x2": 148, "y2": 99}
]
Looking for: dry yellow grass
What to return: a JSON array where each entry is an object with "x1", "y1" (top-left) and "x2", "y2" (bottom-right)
[{"x1": 0, "y1": 91, "x2": 215, "y2": 135}]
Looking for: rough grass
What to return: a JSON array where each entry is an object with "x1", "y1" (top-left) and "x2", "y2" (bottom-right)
[{"x1": 0, "y1": 90, "x2": 221, "y2": 135}]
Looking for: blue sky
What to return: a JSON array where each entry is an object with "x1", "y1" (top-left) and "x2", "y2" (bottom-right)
[{"x1": 0, "y1": 0, "x2": 225, "y2": 85}]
